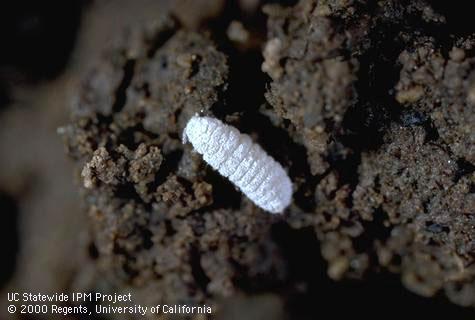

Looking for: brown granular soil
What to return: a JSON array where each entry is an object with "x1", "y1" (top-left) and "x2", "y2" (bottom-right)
[{"x1": 61, "y1": 0, "x2": 475, "y2": 316}]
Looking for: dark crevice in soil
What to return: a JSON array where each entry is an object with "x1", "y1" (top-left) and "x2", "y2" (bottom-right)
[
  {"x1": 115, "y1": 123, "x2": 158, "y2": 150},
  {"x1": 176, "y1": 175, "x2": 194, "y2": 195},
  {"x1": 146, "y1": 21, "x2": 178, "y2": 58},
  {"x1": 140, "y1": 228, "x2": 154, "y2": 250},
  {"x1": 353, "y1": 207, "x2": 391, "y2": 253},
  {"x1": 0, "y1": 82, "x2": 10, "y2": 113},
  {"x1": 111, "y1": 59, "x2": 136, "y2": 114},
  {"x1": 205, "y1": 1, "x2": 241, "y2": 55},
  {"x1": 203, "y1": 166, "x2": 241, "y2": 210},
  {"x1": 114, "y1": 183, "x2": 143, "y2": 204},
  {"x1": 164, "y1": 220, "x2": 176, "y2": 237},
  {"x1": 88, "y1": 242, "x2": 99, "y2": 260},
  {"x1": 95, "y1": 114, "x2": 114, "y2": 129},
  {"x1": 122, "y1": 262, "x2": 139, "y2": 280},
  {"x1": 422, "y1": 117, "x2": 440, "y2": 142},
  {"x1": 150, "y1": 149, "x2": 183, "y2": 190},
  {"x1": 0, "y1": 190, "x2": 19, "y2": 288},
  {"x1": 210, "y1": 51, "x2": 266, "y2": 119},
  {"x1": 335, "y1": 19, "x2": 408, "y2": 204},
  {"x1": 430, "y1": 1, "x2": 475, "y2": 37},
  {"x1": 272, "y1": 222, "x2": 472, "y2": 318},
  {"x1": 206, "y1": 0, "x2": 269, "y2": 122},
  {"x1": 340, "y1": 0, "x2": 456, "y2": 152},
  {"x1": 341, "y1": 27, "x2": 403, "y2": 151},
  {"x1": 266, "y1": 0, "x2": 299, "y2": 7},
  {"x1": 327, "y1": 143, "x2": 360, "y2": 192},
  {"x1": 332, "y1": 273, "x2": 475, "y2": 318},
  {"x1": 272, "y1": 223, "x2": 324, "y2": 284},
  {"x1": 189, "y1": 246, "x2": 211, "y2": 294},
  {"x1": 294, "y1": 170, "x2": 324, "y2": 212},
  {"x1": 453, "y1": 158, "x2": 475, "y2": 183},
  {"x1": 232, "y1": 264, "x2": 285, "y2": 294},
  {"x1": 404, "y1": 15, "x2": 452, "y2": 57},
  {"x1": 271, "y1": 223, "x2": 330, "y2": 318},
  {"x1": 112, "y1": 244, "x2": 139, "y2": 279},
  {"x1": 231, "y1": 240, "x2": 286, "y2": 293}
]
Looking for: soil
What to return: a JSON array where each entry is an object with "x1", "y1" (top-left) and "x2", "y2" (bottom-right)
[{"x1": 53, "y1": 0, "x2": 475, "y2": 317}]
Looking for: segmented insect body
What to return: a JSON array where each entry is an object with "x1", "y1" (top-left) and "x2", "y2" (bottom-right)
[{"x1": 184, "y1": 116, "x2": 292, "y2": 214}]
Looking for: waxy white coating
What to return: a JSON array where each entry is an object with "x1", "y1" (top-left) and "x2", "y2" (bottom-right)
[{"x1": 184, "y1": 116, "x2": 292, "y2": 214}]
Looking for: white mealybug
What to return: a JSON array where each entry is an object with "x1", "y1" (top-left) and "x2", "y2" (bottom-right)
[{"x1": 183, "y1": 115, "x2": 292, "y2": 214}]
